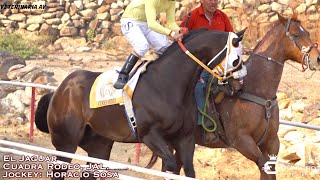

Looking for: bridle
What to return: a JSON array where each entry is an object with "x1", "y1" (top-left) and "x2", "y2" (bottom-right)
[
  {"x1": 251, "y1": 18, "x2": 318, "y2": 70},
  {"x1": 285, "y1": 18, "x2": 318, "y2": 71}
]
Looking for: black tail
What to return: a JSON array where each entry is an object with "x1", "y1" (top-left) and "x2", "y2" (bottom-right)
[
  {"x1": 35, "y1": 92, "x2": 54, "y2": 133},
  {"x1": 145, "y1": 152, "x2": 159, "y2": 169}
]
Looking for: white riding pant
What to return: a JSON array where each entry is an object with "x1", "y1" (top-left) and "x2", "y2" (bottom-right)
[{"x1": 120, "y1": 18, "x2": 171, "y2": 57}]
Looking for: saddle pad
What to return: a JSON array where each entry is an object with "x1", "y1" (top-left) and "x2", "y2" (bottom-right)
[
  {"x1": 89, "y1": 68, "x2": 124, "y2": 108},
  {"x1": 89, "y1": 65, "x2": 144, "y2": 108}
]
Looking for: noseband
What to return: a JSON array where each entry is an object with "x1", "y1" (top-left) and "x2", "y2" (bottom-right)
[{"x1": 285, "y1": 18, "x2": 318, "y2": 71}]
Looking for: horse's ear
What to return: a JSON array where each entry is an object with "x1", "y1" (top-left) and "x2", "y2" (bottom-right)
[
  {"x1": 235, "y1": 28, "x2": 246, "y2": 38},
  {"x1": 277, "y1": 13, "x2": 287, "y2": 25},
  {"x1": 233, "y1": 28, "x2": 247, "y2": 47}
]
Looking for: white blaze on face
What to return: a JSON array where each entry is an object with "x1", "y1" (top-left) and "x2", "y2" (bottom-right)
[{"x1": 299, "y1": 26, "x2": 305, "y2": 33}]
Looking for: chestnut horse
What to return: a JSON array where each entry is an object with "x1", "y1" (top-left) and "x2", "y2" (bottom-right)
[
  {"x1": 35, "y1": 29, "x2": 245, "y2": 179},
  {"x1": 149, "y1": 13, "x2": 320, "y2": 180}
]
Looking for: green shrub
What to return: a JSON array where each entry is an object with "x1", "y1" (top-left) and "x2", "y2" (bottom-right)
[
  {"x1": 0, "y1": 33, "x2": 42, "y2": 59},
  {"x1": 87, "y1": 28, "x2": 95, "y2": 42},
  {"x1": 101, "y1": 40, "x2": 116, "y2": 50}
]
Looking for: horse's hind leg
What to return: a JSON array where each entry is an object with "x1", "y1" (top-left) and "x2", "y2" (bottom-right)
[
  {"x1": 49, "y1": 115, "x2": 86, "y2": 180},
  {"x1": 79, "y1": 126, "x2": 115, "y2": 180},
  {"x1": 232, "y1": 135, "x2": 271, "y2": 180},
  {"x1": 142, "y1": 128, "x2": 177, "y2": 175},
  {"x1": 50, "y1": 131, "x2": 83, "y2": 180}
]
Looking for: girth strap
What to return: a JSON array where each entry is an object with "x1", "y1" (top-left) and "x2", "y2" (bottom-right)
[{"x1": 237, "y1": 92, "x2": 278, "y2": 146}]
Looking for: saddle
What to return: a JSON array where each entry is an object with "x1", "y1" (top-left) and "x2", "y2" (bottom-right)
[{"x1": 201, "y1": 77, "x2": 240, "y2": 145}]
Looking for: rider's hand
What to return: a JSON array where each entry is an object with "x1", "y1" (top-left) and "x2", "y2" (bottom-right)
[{"x1": 172, "y1": 31, "x2": 184, "y2": 41}]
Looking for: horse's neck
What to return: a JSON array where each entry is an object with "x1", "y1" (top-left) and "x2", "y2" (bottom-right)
[
  {"x1": 148, "y1": 51, "x2": 208, "y2": 102},
  {"x1": 243, "y1": 26, "x2": 288, "y2": 99},
  {"x1": 253, "y1": 24, "x2": 289, "y2": 63},
  {"x1": 243, "y1": 57, "x2": 283, "y2": 98},
  {"x1": 147, "y1": 37, "x2": 219, "y2": 102},
  {"x1": 144, "y1": 31, "x2": 227, "y2": 104}
]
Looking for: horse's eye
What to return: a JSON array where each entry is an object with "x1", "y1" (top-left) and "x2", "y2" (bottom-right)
[
  {"x1": 232, "y1": 56, "x2": 240, "y2": 67},
  {"x1": 294, "y1": 33, "x2": 299, "y2": 37}
]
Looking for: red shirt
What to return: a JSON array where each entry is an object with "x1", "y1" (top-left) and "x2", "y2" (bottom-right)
[{"x1": 180, "y1": 5, "x2": 234, "y2": 32}]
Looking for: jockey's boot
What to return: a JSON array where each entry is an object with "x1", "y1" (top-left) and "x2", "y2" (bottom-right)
[{"x1": 113, "y1": 53, "x2": 139, "y2": 89}]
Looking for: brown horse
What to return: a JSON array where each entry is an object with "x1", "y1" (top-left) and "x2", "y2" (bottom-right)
[
  {"x1": 35, "y1": 29, "x2": 246, "y2": 179},
  {"x1": 149, "y1": 13, "x2": 320, "y2": 180}
]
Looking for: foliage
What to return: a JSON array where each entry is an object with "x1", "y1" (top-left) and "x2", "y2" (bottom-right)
[
  {"x1": 87, "y1": 28, "x2": 95, "y2": 42},
  {"x1": 101, "y1": 40, "x2": 116, "y2": 50},
  {"x1": 0, "y1": 33, "x2": 42, "y2": 59}
]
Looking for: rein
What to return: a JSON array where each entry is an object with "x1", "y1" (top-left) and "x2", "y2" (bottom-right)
[
  {"x1": 178, "y1": 40, "x2": 224, "y2": 80},
  {"x1": 177, "y1": 32, "x2": 243, "y2": 81}
]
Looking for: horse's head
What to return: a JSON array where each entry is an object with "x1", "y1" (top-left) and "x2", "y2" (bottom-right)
[
  {"x1": 278, "y1": 13, "x2": 320, "y2": 70},
  {"x1": 208, "y1": 29, "x2": 247, "y2": 83},
  {"x1": 206, "y1": 29, "x2": 247, "y2": 96},
  {"x1": 173, "y1": 28, "x2": 246, "y2": 85}
]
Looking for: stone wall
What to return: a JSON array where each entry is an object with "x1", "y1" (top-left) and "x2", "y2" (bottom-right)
[
  {"x1": 219, "y1": 0, "x2": 320, "y2": 47},
  {"x1": 0, "y1": 0, "x2": 319, "y2": 48}
]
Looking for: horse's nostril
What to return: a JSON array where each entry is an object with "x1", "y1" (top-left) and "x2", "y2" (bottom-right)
[{"x1": 318, "y1": 56, "x2": 320, "y2": 64}]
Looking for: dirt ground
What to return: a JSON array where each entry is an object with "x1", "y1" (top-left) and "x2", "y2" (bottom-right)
[{"x1": 0, "y1": 50, "x2": 320, "y2": 180}]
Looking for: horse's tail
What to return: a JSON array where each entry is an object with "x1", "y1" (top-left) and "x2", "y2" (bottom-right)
[
  {"x1": 35, "y1": 92, "x2": 54, "y2": 133},
  {"x1": 145, "y1": 152, "x2": 159, "y2": 169}
]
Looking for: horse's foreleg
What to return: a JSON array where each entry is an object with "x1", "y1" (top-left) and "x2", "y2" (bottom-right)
[
  {"x1": 160, "y1": 146, "x2": 183, "y2": 175},
  {"x1": 173, "y1": 151, "x2": 183, "y2": 174},
  {"x1": 259, "y1": 134, "x2": 280, "y2": 180},
  {"x1": 142, "y1": 129, "x2": 177, "y2": 175},
  {"x1": 174, "y1": 134, "x2": 196, "y2": 178},
  {"x1": 232, "y1": 135, "x2": 270, "y2": 180}
]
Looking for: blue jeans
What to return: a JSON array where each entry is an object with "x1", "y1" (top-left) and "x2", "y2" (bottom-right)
[{"x1": 194, "y1": 70, "x2": 211, "y2": 125}]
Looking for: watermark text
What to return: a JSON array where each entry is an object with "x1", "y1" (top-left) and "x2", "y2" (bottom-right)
[{"x1": 0, "y1": 4, "x2": 46, "y2": 10}]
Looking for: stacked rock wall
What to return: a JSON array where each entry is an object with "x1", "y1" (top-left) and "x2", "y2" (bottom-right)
[{"x1": 1, "y1": 0, "x2": 319, "y2": 47}]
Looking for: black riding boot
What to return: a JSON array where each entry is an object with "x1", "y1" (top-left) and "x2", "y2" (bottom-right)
[{"x1": 113, "y1": 53, "x2": 139, "y2": 89}]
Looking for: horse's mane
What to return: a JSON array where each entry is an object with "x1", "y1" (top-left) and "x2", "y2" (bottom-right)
[
  {"x1": 142, "y1": 28, "x2": 210, "y2": 68},
  {"x1": 159, "y1": 28, "x2": 209, "y2": 57},
  {"x1": 252, "y1": 12, "x2": 300, "y2": 52}
]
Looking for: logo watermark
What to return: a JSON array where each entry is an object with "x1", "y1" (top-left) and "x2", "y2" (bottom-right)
[
  {"x1": 262, "y1": 154, "x2": 277, "y2": 174},
  {"x1": 262, "y1": 154, "x2": 320, "y2": 176}
]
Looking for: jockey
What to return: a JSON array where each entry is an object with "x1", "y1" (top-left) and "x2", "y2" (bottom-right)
[{"x1": 113, "y1": 0, "x2": 185, "y2": 89}]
